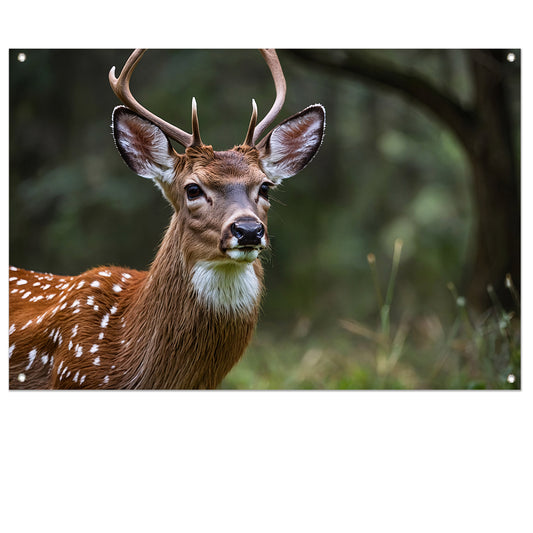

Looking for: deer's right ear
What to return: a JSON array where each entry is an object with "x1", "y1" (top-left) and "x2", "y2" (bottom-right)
[
  {"x1": 112, "y1": 106, "x2": 179, "y2": 183},
  {"x1": 256, "y1": 104, "x2": 325, "y2": 184}
]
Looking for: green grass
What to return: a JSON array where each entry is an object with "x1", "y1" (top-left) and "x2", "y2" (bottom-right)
[{"x1": 222, "y1": 240, "x2": 520, "y2": 390}]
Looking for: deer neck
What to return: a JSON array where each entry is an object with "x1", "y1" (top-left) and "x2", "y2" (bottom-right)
[{"x1": 119, "y1": 215, "x2": 263, "y2": 389}]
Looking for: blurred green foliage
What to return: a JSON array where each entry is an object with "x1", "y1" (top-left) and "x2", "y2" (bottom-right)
[
  {"x1": 9, "y1": 49, "x2": 519, "y2": 389},
  {"x1": 223, "y1": 240, "x2": 519, "y2": 389}
]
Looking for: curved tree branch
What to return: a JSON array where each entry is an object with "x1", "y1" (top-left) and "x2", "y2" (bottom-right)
[{"x1": 289, "y1": 49, "x2": 477, "y2": 153}]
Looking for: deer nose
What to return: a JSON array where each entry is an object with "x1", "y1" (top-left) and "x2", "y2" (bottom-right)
[{"x1": 231, "y1": 218, "x2": 265, "y2": 247}]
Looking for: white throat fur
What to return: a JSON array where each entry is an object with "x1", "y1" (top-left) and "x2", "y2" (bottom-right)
[{"x1": 190, "y1": 261, "x2": 260, "y2": 314}]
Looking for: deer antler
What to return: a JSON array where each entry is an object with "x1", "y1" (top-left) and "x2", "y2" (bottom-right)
[
  {"x1": 109, "y1": 49, "x2": 202, "y2": 148},
  {"x1": 110, "y1": 48, "x2": 286, "y2": 149},
  {"x1": 245, "y1": 49, "x2": 287, "y2": 145}
]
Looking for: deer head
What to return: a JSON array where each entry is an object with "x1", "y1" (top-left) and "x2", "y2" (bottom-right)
[{"x1": 109, "y1": 49, "x2": 325, "y2": 279}]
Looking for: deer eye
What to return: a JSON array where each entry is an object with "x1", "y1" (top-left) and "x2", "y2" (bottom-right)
[
  {"x1": 185, "y1": 183, "x2": 204, "y2": 201},
  {"x1": 259, "y1": 183, "x2": 271, "y2": 200}
]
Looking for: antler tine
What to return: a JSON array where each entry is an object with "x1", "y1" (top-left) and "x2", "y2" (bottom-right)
[
  {"x1": 190, "y1": 97, "x2": 203, "y2": 147},
  {"x1": 243, "y1": 99, "x2": 258, "y2": 146},
  {"x1": 252, "y1": 49, "x2": 287, "y2": 145},
  {"x1": 109, "y1": 49, "x2": 194, "y2": 148}
]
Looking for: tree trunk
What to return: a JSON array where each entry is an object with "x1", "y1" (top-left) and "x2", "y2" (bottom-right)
[
  {"x1": 465, "y1": 50, "x2": 520, "y2": 310},
  {"x1": 289, "y1": 49, "x2": 520, "y2": 311}
]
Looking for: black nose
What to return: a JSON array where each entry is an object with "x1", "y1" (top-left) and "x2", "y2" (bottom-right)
[{"x1": 231, "y1": 218, "x2": 265, "y2": 246}]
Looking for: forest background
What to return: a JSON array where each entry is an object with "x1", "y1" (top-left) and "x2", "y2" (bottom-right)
[{"x1": 9, "y1": 48, "x2": 521, "y2": 389}]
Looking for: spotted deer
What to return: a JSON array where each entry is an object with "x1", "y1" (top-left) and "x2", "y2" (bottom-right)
[{"x1": 9, "y1": 49, "x2": 325, "y2": 389}]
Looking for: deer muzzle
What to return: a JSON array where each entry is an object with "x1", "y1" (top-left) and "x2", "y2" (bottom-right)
[{"x1": 221, "y1": 216, "x2": 267, "y2": 262}]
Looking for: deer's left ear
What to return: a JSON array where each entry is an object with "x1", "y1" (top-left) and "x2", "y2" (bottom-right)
[{"x1": 257, "y1": 104, "x2": 325, "y2": 184}]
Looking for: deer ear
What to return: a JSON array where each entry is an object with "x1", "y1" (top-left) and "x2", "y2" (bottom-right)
[
  {"x1": 112, "y1": 106, "x2": 179, "y2": 184},
  {"x1": 257, "y1": 104, "x2": 325, "y2": 184}
]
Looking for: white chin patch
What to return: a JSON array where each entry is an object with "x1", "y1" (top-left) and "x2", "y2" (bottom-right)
[
  {"x1": 226, "y1": 248, "x2": 260, "y2": 263},
  {"x1": 191, "y1": 261, "x2": 260, "y2": 314}
]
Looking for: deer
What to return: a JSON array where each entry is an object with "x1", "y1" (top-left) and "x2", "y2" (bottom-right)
[{"x1": 8, "y1": 49, "x2": 325, "y2": 389}]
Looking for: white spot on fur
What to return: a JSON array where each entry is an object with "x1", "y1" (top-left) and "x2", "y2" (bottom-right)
[
  {"x1": 41, "y1": 354, "x2": 49, "y2": 365},
  {"x1": 191, "y1": 261, "x2": 260, "y2": 314},
  {"x1": 93, "y1": 356, "x2": 100, "y2": 365},
  {"x1": 90, "y1": 344, "x2": 99, "y2": 354},
  {"x1": 91, "y1": 281, "x2": 100, "y2": 288},
  {"x1": 87, "y1": 296, "x2": 95, "y2": 306},
  {"x1": 21, "y1": 320, "x2": 33, "y2": 330},
  {"x1": 16, "y1": 279, "x2": 27, "y2": 285},
  {"x1": 75, "y1": 345, "x2": 83, "y2": 358},
  {"x1": 21, "y1": 291, "x2": 31, "y2": 299},
  {"x1": 9, "y1": 324, "x2": 16, "y2": 334},
  {"x1": 99, "y1": 271, "x2": 112, "y2": 277},
  {"x1": 18, "y1": 373, "x2": 26, "y2": 383},
  {"x1": 9, "y1": 344, "x2": 15, "y2": 358},
  {"x1": 101, "y1": 314, "x2": 110, "y2": 328},
  {"x1": 72, "y1": 324, "x2": 79, "y2": 337},
  {"x1": 80, "y1": 375, "x2": 86, "y2": 384},
  {"x1": 73, "y1": 371, "x2": 80, "y2": 382},
  {"x1": 103, "y1": 376, "x2": 109, "y2": 384},
  {"x1": 113, "y1": 284, "x2": 122, "y2": 293},
  {"x1": 26, "y1": 349, "x2": 37, "y2": 370},
  {"x1": 76, "y1": 281, "x2": 85, "y2": 289},
  {"x1": 110, "y1": 305, "x2": 118, "y2": 314}
]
